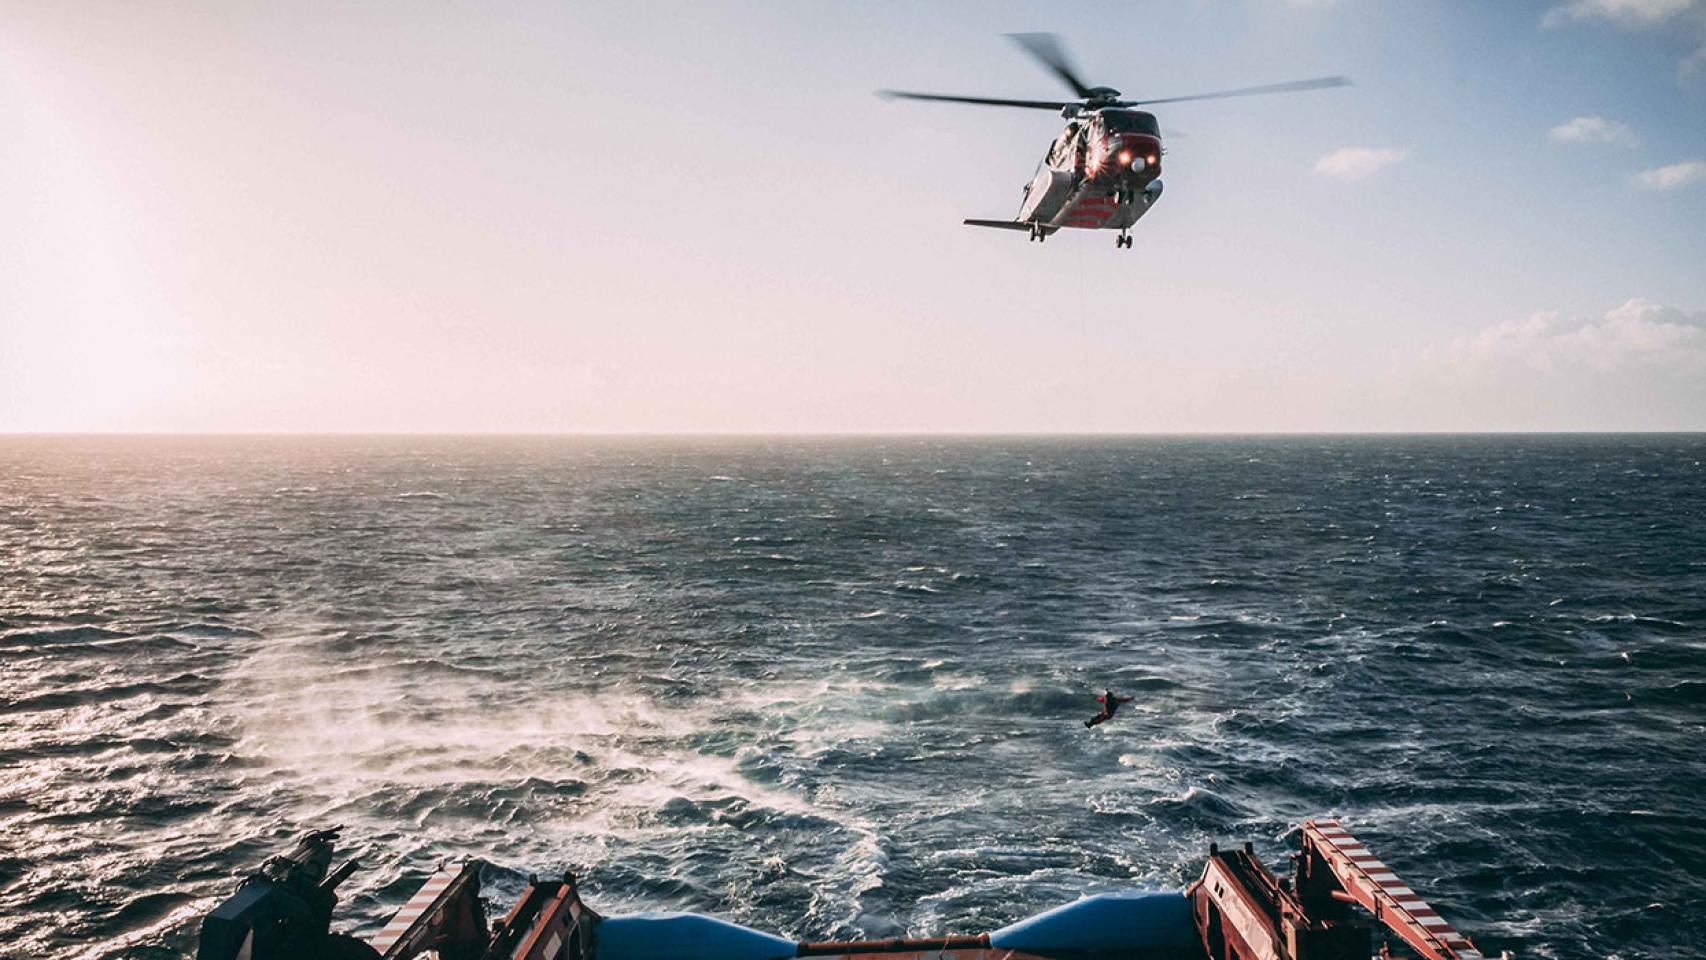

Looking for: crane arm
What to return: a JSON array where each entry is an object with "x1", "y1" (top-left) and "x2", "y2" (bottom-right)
[{"x1": 1297, "y1": 820, "x2": 1488, "y2": 960}]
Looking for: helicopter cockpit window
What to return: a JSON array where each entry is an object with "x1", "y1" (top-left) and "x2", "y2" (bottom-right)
[
  {"x1": 1047, "y1": 124, "x2": 1079, "y2": 167},
  {"x1": 1097, "y1": 111, "x2": 1161, "y2": 137}
]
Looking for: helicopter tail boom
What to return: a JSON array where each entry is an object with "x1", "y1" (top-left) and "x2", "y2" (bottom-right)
[{"x1": 962, "y1": 219, "x2": 1037, "y2": 231}]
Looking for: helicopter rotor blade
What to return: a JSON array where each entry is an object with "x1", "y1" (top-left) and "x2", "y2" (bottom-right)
[
  {"x1": 1117, "y1": 75, "x2": 1352, "y2": 107},
  {"x1": 1006, "y1": 32, "x2": 1096, "y2": 100},
  {"x1": 878, "y1": 90, "x2": 1072, "y2": 111}
]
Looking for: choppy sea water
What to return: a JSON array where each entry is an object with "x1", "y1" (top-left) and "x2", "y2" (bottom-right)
[{"x1": 2, "y1": 436, "x2": 1703, "y2": 960}]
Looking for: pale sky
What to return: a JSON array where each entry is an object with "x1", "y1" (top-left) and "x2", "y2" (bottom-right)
[{"x1": 2, "y1": 1, "x2": 1704, "y2": 432}]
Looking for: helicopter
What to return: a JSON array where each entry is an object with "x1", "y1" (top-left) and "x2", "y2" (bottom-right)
[{"x1": 881, "y1": 34, "x2": 1350, "y2": 248}]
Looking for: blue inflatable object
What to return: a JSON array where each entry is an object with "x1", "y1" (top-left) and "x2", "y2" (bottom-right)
[
  {"x1": 596, "y1": 891, "x2": 1196, "y2": 960},
  {"x1": 598, "y1": 913, "x2": 799, "y2": 960},
  {"x1": 989, "y1": 891, "x2": 1197, "y2": 954}
]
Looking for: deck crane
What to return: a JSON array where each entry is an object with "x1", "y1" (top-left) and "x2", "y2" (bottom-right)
[{"x1": 1190, "y1": 819, "x2": 1504, "y2": 960}]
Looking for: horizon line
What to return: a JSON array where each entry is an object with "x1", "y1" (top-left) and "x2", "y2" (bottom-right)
[{"x1": 3, "y1": 429, "x2": 1704, "y2": 439}]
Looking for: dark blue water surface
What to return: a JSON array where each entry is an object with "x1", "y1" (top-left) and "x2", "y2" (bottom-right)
[{"x1": 1, "y1": 436, "x2": 1702, "y2": 960}]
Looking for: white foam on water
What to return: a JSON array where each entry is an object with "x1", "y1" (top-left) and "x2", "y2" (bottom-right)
[{"x1": 229, "y1": 641, "x2": 896, "y2": 917}]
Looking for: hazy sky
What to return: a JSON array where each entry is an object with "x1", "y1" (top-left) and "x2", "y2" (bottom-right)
[{"x1": 3, "y1": 1, "x2": 1704, "y2": 432}]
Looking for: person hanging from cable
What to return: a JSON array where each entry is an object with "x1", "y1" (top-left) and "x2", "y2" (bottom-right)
[{"x1": 1084, "y1": 689, "x2": 1132, "y2": 728}]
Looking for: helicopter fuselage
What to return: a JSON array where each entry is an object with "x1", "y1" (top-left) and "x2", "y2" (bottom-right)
[
  {"x1": 882, "y1": 36, "x2": 1347, "y2": 248},
  {"x1": 1015, "y1": 109, "x2": 1164, "y2": 240}
]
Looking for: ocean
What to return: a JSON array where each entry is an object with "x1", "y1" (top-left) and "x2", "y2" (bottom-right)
[{"x1": 1, "y1": 435, "x2": 1702, "y2": 960}]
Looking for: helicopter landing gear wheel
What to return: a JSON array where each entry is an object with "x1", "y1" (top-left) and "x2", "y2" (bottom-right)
[{"x1": 1116, "y1": 232, "x2": 1132, "y2": 249}]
